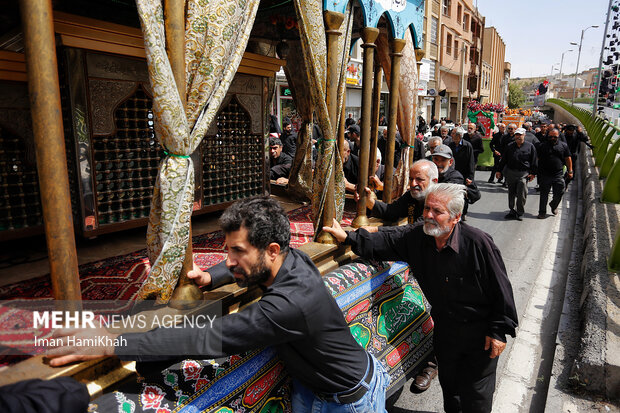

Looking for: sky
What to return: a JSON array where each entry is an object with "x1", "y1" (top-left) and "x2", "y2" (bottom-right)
[{"x1": 474, "y1": 0, "x2": 610, "y2": 79}]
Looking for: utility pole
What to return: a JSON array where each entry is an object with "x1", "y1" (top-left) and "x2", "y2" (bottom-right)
[
  {"x1": 593, "y1": 0, "x2": 613, "y2": 119},
  {"x1": 559, "y1": 49, "x2": 573, "y2": 79},
  {"x1": 572, "y1": 25, "x2": 599, "y2": 104}
]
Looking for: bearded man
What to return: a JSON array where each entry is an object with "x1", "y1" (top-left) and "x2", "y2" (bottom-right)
[
  {"x1": 360, "y1": 159, "x2": 438, "y2": 227},
  {"x1": 323, "y1": 183, "x2": 518, "y2": 413},
  {"x1": 49, "y1": 197, "x2": 390, "y2": 412}
]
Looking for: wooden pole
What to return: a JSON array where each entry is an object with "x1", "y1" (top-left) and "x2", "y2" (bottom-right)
[
  {"x1": 352, "y1": 27, "x2": 379, "y2": 228},
  {"x1": 165, "y1": 0, "x2": 203, "y2": 307},
  {"x1": 316, "y1": 10, "x2": 344, "y2": 244},
  {"x1": 409, "y1": 48, "x2": 425, "y2": 167},
  {"x1": 338, "y1": 92, "x2": 347, "y2": 162},
  {"x1": 19, "y1": 0, "x2": 81, "y2": 308},
  {"x1": 383, "y1": 38, "x2": 406, "y2": 203},
  {"x1": 368, "y1": 62, "x2": 383, "y2": 179}
]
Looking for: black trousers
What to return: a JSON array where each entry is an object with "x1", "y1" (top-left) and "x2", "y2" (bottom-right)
[
  {"x1": 434, "y1": 320, "x2": 499, "y2": 413},
  {"x1": 539, "y1": 172, "x2": 565, "y2": 215},
  {"x1": 489, "y1": 155, "x2": 502, "y2": 181}
]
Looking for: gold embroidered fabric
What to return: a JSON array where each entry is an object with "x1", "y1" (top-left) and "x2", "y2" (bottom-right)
[
  {"x1": 284, "y1": 41, "x2": 314, "y2": 201},
  {"x1": 293, "y1": 0, "x2": 352, "y2": 233},
  {"x1": 135, "y1": 0, "x2": 259, "y2": 302}
]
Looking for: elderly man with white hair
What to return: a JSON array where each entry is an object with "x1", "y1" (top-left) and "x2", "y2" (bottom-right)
[
  {"x1": 324, "y1": 183, "x2": 518, "y2": 413},
  {"x1": 361, "y1": 159, "x2": 439, "y2": 227},
  {"x1": 426, "y1": 136, "x2": 443, "y2": 160}
]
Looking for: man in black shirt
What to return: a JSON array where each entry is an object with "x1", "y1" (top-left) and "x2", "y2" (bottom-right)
[
  {"x1": 361, "y1": 159, "x2": 439, "y2": 227},
  {"x1": 497, "y1": 128, "x2": 537, "y2": 221},
  {"x1": 345, "y1": 113, "x2": 356, "y2": 128},
  {"x1": 499, "y1": 123, "x2": 516, "y2": 159},
  {"x1": 564, "y1": 124, "x2": 593, "y2": 169},
  {"x1": 280, "y1": 121, "x2": 297, "y2": 158},
  {"x1": 377, "y1": 128, "x2": 403, "y2": 169},
  {"x1": 448, "y1": 127, "x2": 475, "y2": 185},
  {"x1": 49, "y1": 197, "x2": 389, "y2": 412},
  {"x1": 347, "y1": 124, "x2": 361, "y2": 156},
  {"x1": 432, "y1": 145, "x2": 465, "y2": 185},
  {"x1": 523, "y1": 122, "x2": 540, "y2": 146},
  {"x1": 342, "y1": 139, "x2": 360, "y2": 193},
  {"x1": 464, "y1": 122, "x2": 484, "y2": 164},
  {"x1": 488, "y1": 123, "x2": 505, "y2": 183},
  {"x1": 269, "y1": 137, "x2": 292, "y2": 181},
  {"x1": 536, "y1": 128, "x2": 572, "y2": 218},
  {"x1": 323, "y1": 183, "x2": 518, "y2": 413}
]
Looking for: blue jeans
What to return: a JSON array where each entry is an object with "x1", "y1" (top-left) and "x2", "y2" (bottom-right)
[{"x1": 291, "y1": 354, "x2": 390, "y2": 413}]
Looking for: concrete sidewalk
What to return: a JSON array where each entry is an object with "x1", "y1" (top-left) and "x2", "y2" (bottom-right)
[{"x1": 543, "y1": 104, "x2": 620, "y2": 411}]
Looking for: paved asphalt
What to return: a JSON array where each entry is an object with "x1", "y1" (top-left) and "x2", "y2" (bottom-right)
[{"x1": 389, "y1": 174, "x2": 571, "y2": 412}]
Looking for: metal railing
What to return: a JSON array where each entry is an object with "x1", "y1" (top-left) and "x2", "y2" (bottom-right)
[{"x1": 547, "y1": 98, "x2": 620, "y2": 271}]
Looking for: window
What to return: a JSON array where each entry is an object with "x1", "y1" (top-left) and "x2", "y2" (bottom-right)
[
  {"x1": 469, "y1": 47, "x2": 474, "y2": 62},
  {"x1": 442, "y1": 0, "x2": 451, "y2": 17},
  {"x1": 464, "y1": 46, "x2": 468, "y2": 61},
  {"x1": 431, "y1": 17, "x2": 438, "y2": 44},
  {"x1": 457, "y1": 4, "x2": 462, "y2": 23},
  {"x1": 446, "y1": 33, "x2": 452, "y2": 55},
  {"x1": 463, "y1": 14, "x2": 469, "y2": 31},
  {"x1": 454, "y1": 40, "x2": 458, "y2": 60},
  {"x1": 429, "y1": 60, "x2": 436, "y2": 81}
]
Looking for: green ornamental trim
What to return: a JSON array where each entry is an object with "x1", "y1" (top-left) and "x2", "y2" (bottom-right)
[{"x1": 467, "y1": 110, "x2": 495, "y2": 130}]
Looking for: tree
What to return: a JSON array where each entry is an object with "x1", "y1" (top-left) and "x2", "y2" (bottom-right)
[{"x1": 508, "y1": 82, "x2": 526, "y2": 108}]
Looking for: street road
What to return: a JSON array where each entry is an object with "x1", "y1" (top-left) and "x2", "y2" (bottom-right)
[{"x1": 389, "y1": 173, "x2": 576, "y2": 413}]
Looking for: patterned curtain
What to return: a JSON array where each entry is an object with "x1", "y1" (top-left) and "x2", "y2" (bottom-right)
[
  {"x1": 284, "y1": 41, "x2": 314, "y2": 201},
  {"x1": 376, "y1": 30, "x2": 419, "y2": 198},
  {"x1": 135, "y1": 0, "x2": 259, "y2": 302},
  {"x1": 293, "y1": 0, "x2": 352, "y2": 231}
]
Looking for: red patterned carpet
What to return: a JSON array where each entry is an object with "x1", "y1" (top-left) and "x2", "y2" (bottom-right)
[
  {"x1": 0, "y1": 205, "x2": 355, "y2": 365},
  {"x1": 0, "y1": 204, "x2": 355, "y2": 302}
]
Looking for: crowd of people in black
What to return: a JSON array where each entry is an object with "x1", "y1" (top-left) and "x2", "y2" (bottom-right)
[{"x1": 268, "y1": 112, "x2": 591, "y2": 223}]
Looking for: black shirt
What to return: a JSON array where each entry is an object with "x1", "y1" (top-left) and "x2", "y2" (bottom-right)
[
  {"x1": 343, "y1": 153, "x2": 360, "y2": 184},
  {"x1": 378, "y1": 132, "x2": 403, "y2": 168},
  {"x1": 490, "y1": 132, "x2": 502, "y2": 158},
  {"x1": 499, "y1": 141, "x2": 538, "y2": 174},
  {"x1": 345, "y1": 223, "x2": 518, "y2": 342},
  {"x1": 499, "y1": 133, "x2": 514, "y2": 156},
  {"x1": 524, "y1": 131, "x2": 539, "y2": 146},
  {"x1": 464, "y1": 132, "x2": 484, "y2": 163},
  {"x1": 116, "y1": 249, "x2": 368, "y2": 394},
  {"x1": 536, "y1": 140, "x2": 571, "y2": 175},
  {"x1": 565, "y1": 131, "x2": 588, "y2": 155},
  {"x1": 411, "y1": 138, "x2": 425, "y2": 163},
  {"x1": 438, "y1": 166, "x2": 464, "y2": 184},
  {"x1": 448, "y1": 139, "x2": 476, "y2": 181},
  {"x1": 371, "y1": 191, "x2": 424, "y2": 224},
  {"x1": 270, "y1": 152, "x2": 293, "y2": 180},
  {"x1": 281, "y1": 131, "x2": 297, "y2": 158}
]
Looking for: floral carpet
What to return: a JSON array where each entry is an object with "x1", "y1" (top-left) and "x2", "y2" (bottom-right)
[{"x1": 0, "y1": 205, "x2": 355, "y2": 366}]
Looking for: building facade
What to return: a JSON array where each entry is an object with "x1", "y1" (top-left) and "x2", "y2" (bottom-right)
[
  {"x1": 482, "y1": 27, "x2": 509, "y2": 106},
  {"x1": 419, "y1": 0, "x2": 442, "y2": 121},
  {"x1": 437, "y1": 0, "x2": 485, "y2": 122}
]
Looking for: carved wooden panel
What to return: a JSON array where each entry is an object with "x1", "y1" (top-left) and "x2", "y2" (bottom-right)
[
  {"x1": 86, "y1": 51, "x2": 150, "y2": 83},
  {"x1": 89, "y1": 79, "x2": 140, "y2": 136}
]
